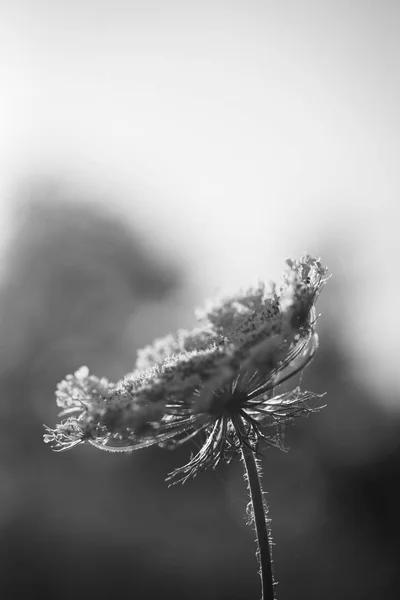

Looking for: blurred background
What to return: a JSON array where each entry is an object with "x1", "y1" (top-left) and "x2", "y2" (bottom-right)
[{"x1": 0, "y1": 1, "x2": 399, "y2": 599}]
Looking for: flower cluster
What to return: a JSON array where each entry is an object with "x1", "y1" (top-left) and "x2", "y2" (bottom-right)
[{"x1": 44, "y1": 254, "x2": 329, "y2": 483}]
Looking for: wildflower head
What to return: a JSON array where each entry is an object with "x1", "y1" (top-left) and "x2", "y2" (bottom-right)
[{"x1": 44, "y1": 254, "x2": 329, "y2": 483}]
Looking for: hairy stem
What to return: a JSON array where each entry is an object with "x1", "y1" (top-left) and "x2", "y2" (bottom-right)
[{"x1": 235, "y1": 416, "x2": 275, "y2": 600}]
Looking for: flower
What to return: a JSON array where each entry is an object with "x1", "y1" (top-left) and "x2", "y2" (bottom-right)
[{"x1": 44, "y1": 254, "x2": 329, "y2": 483}]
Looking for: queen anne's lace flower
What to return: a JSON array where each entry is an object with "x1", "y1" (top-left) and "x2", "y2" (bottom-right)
[{"x1": 44, "y1": 254, "x2": 329, "y2": 483}]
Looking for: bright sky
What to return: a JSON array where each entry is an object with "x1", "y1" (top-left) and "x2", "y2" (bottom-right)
[{"x1": 1, "y1": 1, "x2": 399, "y2": 399}]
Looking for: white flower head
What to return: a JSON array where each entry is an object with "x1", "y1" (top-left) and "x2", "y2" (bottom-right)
[{"x1": 44, "y1": 254, "x2": 329, "y2": 483}]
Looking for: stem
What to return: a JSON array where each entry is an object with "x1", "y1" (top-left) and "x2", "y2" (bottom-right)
[{"x1": 235, "y1": 416, "x2": 275, "y2": 600}]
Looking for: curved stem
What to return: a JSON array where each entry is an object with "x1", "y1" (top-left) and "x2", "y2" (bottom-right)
[{"x1": 234, "y1": 416, "x2": 275, "y2": 600}]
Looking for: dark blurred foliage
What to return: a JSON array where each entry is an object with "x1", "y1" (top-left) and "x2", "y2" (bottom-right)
[{"x1": 1, "y1": 191, "x2": 400, "y2": 600}]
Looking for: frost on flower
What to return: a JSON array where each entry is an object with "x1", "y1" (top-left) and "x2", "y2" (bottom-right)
[{"x1": 44, "y1": 254, "x2": 329, "y2": 483}]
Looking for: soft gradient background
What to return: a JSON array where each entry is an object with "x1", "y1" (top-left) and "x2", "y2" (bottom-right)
[{"x1": 0, "y1": 2, "x2": 399, "y2": 599}]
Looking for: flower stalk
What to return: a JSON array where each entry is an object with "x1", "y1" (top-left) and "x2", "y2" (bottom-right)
[{"x1": 235, "y1": 415, "x2": 274, "y2": 600}]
